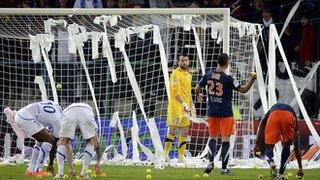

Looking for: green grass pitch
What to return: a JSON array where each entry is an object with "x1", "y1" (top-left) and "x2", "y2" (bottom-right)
[{"x1": 0, "y1": 164, "x2": 319, "y2": 179}]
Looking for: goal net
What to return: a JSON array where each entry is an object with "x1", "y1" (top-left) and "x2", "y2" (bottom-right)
[{"x1": 0, "y1": 9, "x2": 260, "y2": 167}]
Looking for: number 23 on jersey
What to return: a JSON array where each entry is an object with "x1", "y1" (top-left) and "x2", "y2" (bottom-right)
[{"x1": 207, "y1": 80, "x2": 223, "y2": 96}]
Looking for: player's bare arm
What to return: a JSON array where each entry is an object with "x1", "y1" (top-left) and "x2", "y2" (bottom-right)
[
  {"x1": 237, "y1": 72, "x2": 257, "y2": 93},
  {"x1": 175, "y1": 95, "x2": 192, "y2": 112}
]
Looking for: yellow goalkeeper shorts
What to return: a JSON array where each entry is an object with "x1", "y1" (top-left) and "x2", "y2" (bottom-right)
[{"x1": 166, "y1": 113, "x2": 190, "y2": 128}]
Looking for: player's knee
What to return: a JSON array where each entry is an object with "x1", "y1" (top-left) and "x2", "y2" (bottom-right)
[
  {"x1": 58, "y1": 137, "x2": 70, "y2": 146},
  {"x1": 179, "y1": 127, "x2": 188, "y2": 137},
  {"x1": 168, "y1": 126, "x2": 177, "y2": 135},
  {"x1": 86, "y1": 136, "x2": 96, "y2": 146},
  {"x1": 221, "y1": 136, "x2": 230, "y2": 142},
  {"x1": 42, "y1": 141, "x2": 53, "y2": 152},
  {"x1": 210, "y1": 136, "x2": 218, "y2": 141}
]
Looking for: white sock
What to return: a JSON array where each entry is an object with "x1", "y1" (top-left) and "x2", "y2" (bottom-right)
[
  {"x1": 35, "y1": 142, "x2": 52, "y2": 172},
  {"x1": 27, "y1": 142, "x2": 41, "y2": 172},
  {"x1": 56, "y1": 145, "x2": 67, "y2": 176},
  {"x1": 81, "y1": 145, "x2": 95, "y2": 176}
]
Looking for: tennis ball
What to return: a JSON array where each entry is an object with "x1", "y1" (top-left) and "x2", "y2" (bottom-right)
[
  {"x1": 250, "y1": 71, "x2": 257, "y2": 78},
  {"x1": 255, "y1": 151, "x2": 261, "y2": 156},
  {"x1": 100, "y1": 173, "x2": 107, "y2": 177},
  {"x1": 87, "y1": 169, "x2": 93, "y2": 174},
  {"x1": 76, "y1": 175, "x2": 80, "y2": 180},
  {"x1": 287, "y1": 172, "x2": 292, "y2": 177},
  {"x1": 91, "y1": 173, "x2": 96, "y2": 178},
  {"x1": 56, "y1": 83, "x2": 62, "y2": 90},
  {"x1": 146, "y1": 169, "x2": 152, "y2": 173},
  {"x1": 146, "y1": 174, "x2": 152, "y2": 179},
  {"x1": 63, "y1": 175, "x2": 69, "y2": 179},
  {"x1": 258, "y1": 174, "x2": 263, "y2": 179},
  {"x1": 203, "y1": 173, "x2": 209, "y2": 178},
  {"x1": 194, "y1": 174, "x2": 200, "y2": 178}
]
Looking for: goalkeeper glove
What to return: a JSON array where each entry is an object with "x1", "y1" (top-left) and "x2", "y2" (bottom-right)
[
  {"x1": 182, "y1": 102, "x2": 191, "y2": 112},
  {"x1": 190, "y1": 104, "x2": 197, "y2": 118}
]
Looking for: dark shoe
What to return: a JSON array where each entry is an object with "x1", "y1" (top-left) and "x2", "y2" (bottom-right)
[
  {"x1": 270, "y1": 163, "x2": 277, "y2": 178},
  {"x1": 273, "y1": 174, "x2": 285, "y2": 180},
  {"x1": 204, "y1": 163, "x2": 214, "y2": 174},
  {"x1": 221, "y1": 169, "x2": 234, "y2": 176}
]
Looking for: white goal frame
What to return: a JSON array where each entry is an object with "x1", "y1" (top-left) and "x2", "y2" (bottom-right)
[{"x1": 0, "y1": 8, "x2": 262, "y2": 167}]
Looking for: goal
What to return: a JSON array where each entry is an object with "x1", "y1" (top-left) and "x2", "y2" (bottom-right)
[{"x1": 0, "y1": 8, "x2": 260, "y2": 166}]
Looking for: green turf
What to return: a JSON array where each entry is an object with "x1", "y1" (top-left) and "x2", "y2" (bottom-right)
[{"x1": 0, "y1": 163, "x2": 319, "y2": 179}]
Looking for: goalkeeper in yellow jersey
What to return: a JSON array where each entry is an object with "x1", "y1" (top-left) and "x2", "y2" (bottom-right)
[{"x1": 164, "y1": 54, "x2": 195, "y2": 163}]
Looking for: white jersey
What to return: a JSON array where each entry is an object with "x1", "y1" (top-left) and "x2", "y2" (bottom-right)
[
  {"x1": 16, "y1": 100, "x2": 62, "y2": 137},
  {"x1": 18, "y1": 100, "x2": 62, "y2": 123}
]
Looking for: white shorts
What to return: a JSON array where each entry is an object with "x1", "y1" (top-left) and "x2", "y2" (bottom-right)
[
  {"x1": 60, "y1": 104, "x2": 97, "y2": 139},
  {"x1": 14, "y1": 111, "x2": 44, "y2": 138}
]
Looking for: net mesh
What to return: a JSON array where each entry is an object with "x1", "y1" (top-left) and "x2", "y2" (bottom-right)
[{"x1": 0, "y1": 12, "x2": 259, "y2": 165}]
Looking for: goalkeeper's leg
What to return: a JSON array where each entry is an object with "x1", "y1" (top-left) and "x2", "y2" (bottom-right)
[
  {"x1": 178, "y1": 127, "x2": 188, "y2": 162},
  {"x1": 164, "y1": 126, "x2": 176, "y2": 162}
]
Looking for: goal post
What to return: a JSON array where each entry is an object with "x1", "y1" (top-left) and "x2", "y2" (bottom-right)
[{"x1": 0, "y1": 8, "x2": 259, "y2": 166}]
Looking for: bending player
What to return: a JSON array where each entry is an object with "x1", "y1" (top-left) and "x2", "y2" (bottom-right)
[
  {"x1": 195, "y1": 53, "x2": 256, "y2": 175},
  {"x1": 6, "y1": 100, "x2": 62, "y2": 176},
  {"x1": 254, "y1": 103, "x2": 303, "y2": 180},
  {"x1": 164, "y1": 54, "x2": 196, "y2": 163},
  {"x1": 55, "y1": 103, "x2": 101, "y2": 179}
]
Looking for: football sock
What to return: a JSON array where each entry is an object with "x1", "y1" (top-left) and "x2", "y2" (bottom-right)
[
  {"x1": 279, "y1": 145, "x2": 290, "y2": 174},
  {"x1": 35, "y1": 142, "x2": 52, "y2": 172},
  {"x1": 27, "y1": 142, "x2": 41, "y2": 172},
  {"x1": 81, "y1": 144, "x2": 96, "y2": 176},
  {"x1": 164, "y1": 134, "x2": 174, "y2": 157},
  {"x1": 208, "y1": 138, "x2": 217, "y2": 162},
  {"x1": 178, "y1": 135, "x2": 187, "y2": 161},
  {"x1": 265, "y1": 146, "x2": 274, "y2": 165},
  {"x1": 221, "y1": 141, "x2": 230, "y2": 169},
  {"x1": 56, "y1": 145, "x2": 67, "y2": 176}
]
